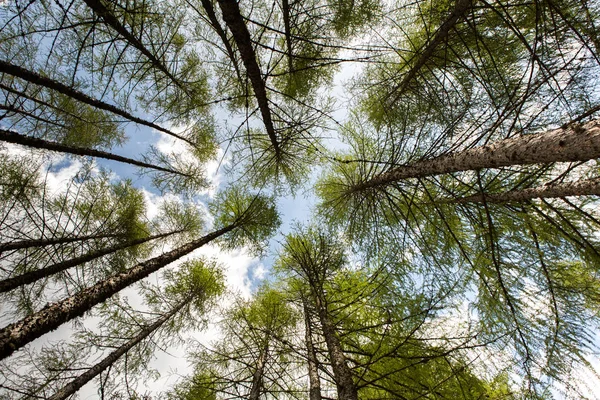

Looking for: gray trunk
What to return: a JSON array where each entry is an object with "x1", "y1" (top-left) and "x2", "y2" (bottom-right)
[
  {"x1": 314, "y1": 295, "x2": 357, "y2": 400},
  {"x1": 0, "y1": 230, "x2": 183, "y2": 293},
  {"x1": 452, "y1": 177, "x2": 600, "y2": 204},
  {"x1": 48, "y1": 297, "x2": 191, "y2": 400},
  {"x1": 356, "y1": 119, "x2": 600, "y2": 191},
  {"x1": 0, "y1": 224, "x2": 234, "y2": 361},
  {"x1": 249, "y1": 343, "x2": 269, "y2": 400},
  {"x1": 303, "y1": 298, "x2": 321, "y2": 400}
]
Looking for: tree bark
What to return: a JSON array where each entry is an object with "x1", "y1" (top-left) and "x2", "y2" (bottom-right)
[
  {"x1": 248, "y1": 343, "x2": 269, "y2": 400},
  {"x1": 0, "y1": 232, "x2": 119, "y2": 253},
  {"x1": 281, "y1": 0, "x2": 294, "y2": 74},
  {"x1": 0, "y1": 60, "x2": 191, "y2": 145},
  {"x1": 216, "y1": 0, "x2": 281, "y2": 157},
  {"x1": 354, "y1": 119, "x2": 600, "y2": 192},
  {"x1": 196, "y1": 0, "x2": 242, "y2": 82},
  {"x1": 48, "y1": 297, "x2": 191, "y2": 400},
  {"x1": 0, "y1": 224, "x2": 235, "y2": 361},
  {"x1": 313, "y1": 295, "x2": 357, "y2": 400},
  {"x1": 449, "y1": 177, "x2": 600, "y2": 204},
  {"x1": 389, "y1": 0, "x2": 474, "y2": 102},
  {"x1": 0, "y1": 129, "x2": 188, "y2": 177},
  {"x1": 0, "y1": 230, "x2": 183, "y2": 293},
  {"x1": 303, "y1": 298, "x2": 321, "y2": 400}
]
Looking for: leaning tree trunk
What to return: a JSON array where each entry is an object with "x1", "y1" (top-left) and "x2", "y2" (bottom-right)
[
  {"x1": 216, "y1": 0, "x2": 281, "y2": 157},
  {"x1": 48, "y1": 296, "x2": 192, "y2": 400},
  {"x1": 0, "y1": 129, "x2": 188, "y2": 176},
  {"x1": 354, "y1": 119, "x2": 600, "y2": 192},
  {"x1": 248, "y1": 342, "x2": 269, "y2": 400},
  {"x1": 0, "y1": 223, "x2": 235, "y2": 360},
  {"x1": 313, "y1": 295, "x2": 357, "y2": 400},
  {"x1": 389, "y1": 0, "x2": 474, "y2": 102},
  {"x1": 82, "y1": 0, "x2": 186, "y2": 93},
  {"x1": 0, "y1": 229, "x2": 183, "y2": 293},
  {"x1": 449, "y1": 177, "x2": 600, "y2": 204},
  {"x1": 0, "y1": 60, "x2": 191, "y2": 144},
  {"x1": 0, "y1": 232, "x2": 119, "y2": 253},
  {"x1": 303, "y1": 298, "x2": 322, "y2": 400}
]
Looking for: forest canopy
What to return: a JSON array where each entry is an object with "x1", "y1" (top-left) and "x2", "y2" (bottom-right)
[{"x1": 1, "y1": 0, "x2": 600, "y2": 398}]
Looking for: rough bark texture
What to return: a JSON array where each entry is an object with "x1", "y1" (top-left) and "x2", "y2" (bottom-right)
[
  {"x1": 0, "y1": 129, "x2": 187, "y2": 176},
  {"x1": 0, "y1": 224, "x2": 234, "y2": 360},
  {"x1": 281, "y1": 0, "x2": 294, "y2": 74},
  {"x1": 303, "y1": 298, "x2": 322, "y2": 400},
  {"x1": 0, "y1": 230, "x2": 182, "y2": 293},
  {"x1": 82, "y1": 0, "x2": 185, "y2": 92},
  {"x1": 48, "y1": 297, "x2": 191, "y2": 400},
  {"x1": 0, "y1": 232, "x2": 118, "y2": 253},
  {"x1": 248, "y1": 344, "x2": 269, "y2": 400},
  {"x1": 452, "y1": 177, "x2": 600, "y2": 204},
  {"x1": 216, "y1": 0, "x2": 281, "y2": 156},
  {"x1": 389, "y1": 0, "x2": 474, "y2": 102},
  {"x1": 314, "y1": 295, "x2": 357, "y2": 400},
  {"x1": 0, "y1": 60, "x2": 190, "y2": 144},
  {"x1": 356, "y1": 119, "x2": 600, "y2": 191}
]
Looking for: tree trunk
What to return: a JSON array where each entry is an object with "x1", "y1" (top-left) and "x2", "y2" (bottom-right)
[
  {"x1": 82, "y1": 0, "x2": 186, "y2": 93},
  {"x1": 0, "y1": 230, "x2": 183, "y2": 293},
  {"x1": 0, "y1": 232, "x2": 119, "y2": 253},
  {"x1": 354, "y1": 119, "x2": 600, "y2": 192},
  {"x1": 389, "y1": 0, "x2": 474, "y2": 102},
  {"x1": 248, "y1": 343, "x2": 269, "y2": 400},
  {"x1": 303, "y1": 298, "x2": 321, "y2": 400},
  {"x1": 281, "y1": 0, "x2": 294, "y2": 74},
  {"x1": 313, "y1": 295, "x2": 357, "y2": 400},
  {"x1": 197, "y1": 0, "x2": 242, "y2": 82},
  {"x1": 216, "y1": 0, "x2": 281, "y2": 157},
  {"x1": 0, "y1": 129, "x2": 188, "y2": 177},
  {"x1": 450, "y1": 177, "x2": 600, "y2": 204},
  {"x1": 48, "y1": 297, "x2": 191, "y2": 400},
  {"x1": 0, "y1": 60, "x2": 191, "y2": 145},
  {"x1": 0, "y1": 224, "x2": 235, "y2": 361}
]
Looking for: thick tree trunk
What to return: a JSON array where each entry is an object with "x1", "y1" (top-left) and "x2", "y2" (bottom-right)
[
  {"x1": 48, "y1": 297, "x2": 191, "y2": 400},
  {"x1": 354, "y1": 119, "x2": 600, "y2": 192},
  {"x1": 82, "y1": 0, "x2": 186, "y2": 92},
  {"x1": 216, "y1": 0, "x2": 281, "y2": 157},
  {"x1": 0, "y1": 60, "x2": 191, "y2": 145},
  {"x1": 303, "y1": 298, "x2": 321, "y2": 400},
  {"x1": 313, "y1": 295, "x2": 357, "y2": 400},
  {"x1": 0, "y1": 232, "x2": 119, "y2": 253},
  {"x1": 0, "y1": 129, "x2": 188, "y2": 176},
  {"x1": 0, "y1": 224, "x2": 235, "y2": 360},
  {"x1": 389, "y1": 0, "x2": 474, "y2": 102},
  {"x1": 450, "y1": 177, "x2": 600, "y2": 204},
  {"x1": 0, "y1": 230, "x2": 183, "y2": 293},
  {"x1": 197, "y1": 0, "x2": 242, "y2": 82},
  {"x1": 248, "y1": 343, "x2": 269, "y2": 400}
]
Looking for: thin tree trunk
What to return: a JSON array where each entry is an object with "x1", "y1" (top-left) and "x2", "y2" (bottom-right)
[
  {"x1": 48, "y1": 296, "x2": 191, "y2": 400},
  {"x1": 0, "y1": 230, "x2": 183, "y2": 293},
  {"x1": 82, "y1": 0, "x2": 187, "y2": 93},
  {"x1": 0, "y1": 129, "x2": 189, "y2": 177},
  {"x1": 0, "y1": 223, "x2": 235, "y2": 360},
  {"x1": 303, "y1": 298, "x2": 321, "y2": 400},
  {"x1": 249, "y1": 343, "x2": 269, "y2": 400},
  {"x1": 195, "y1": 0, "x2": 242, "y2": 82},
  {"x1": 449, "y1": 177, "x2": 600, "y2": 204},
  {"x1": 354, "y1": 119, "x2": 600, "y2": 192},
  {"x1": 313, "y1": 295, "x2": 357, "y2": 400},
  {"x1": 281, "y1": 0, "x2": 294, "y2": 74},
  {"x1": 389, "y1": 0, "x2": 474, "y2": 103},
  {"x1": 0, "y1": 232, "x2": 119, "y2": 253},
  {"x1": 216, "y1": 0, "x2": 281, "y2": 157},
  {"x1": 0, "y1": 60, "x2": 192, "y2": 145}
]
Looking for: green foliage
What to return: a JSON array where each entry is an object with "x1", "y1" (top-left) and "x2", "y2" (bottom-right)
[{"x1": 210, "y1": 186, "x2": 281, "y2": 255}]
